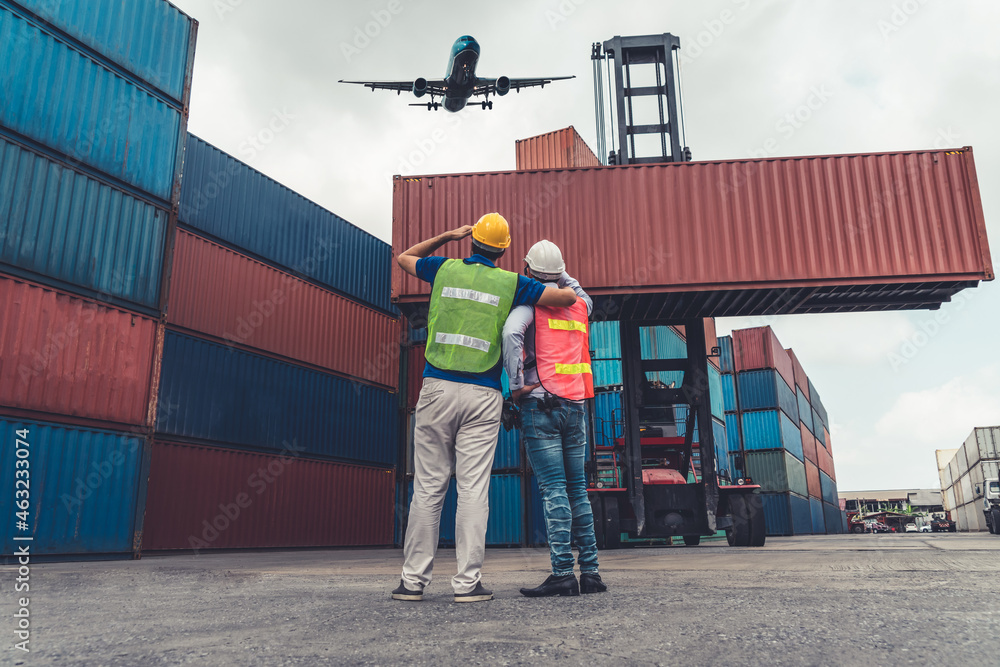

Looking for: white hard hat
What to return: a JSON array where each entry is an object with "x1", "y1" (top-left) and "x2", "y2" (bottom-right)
[{"x1": 524, "y1": 240, "x2": 565, "y2": 279}]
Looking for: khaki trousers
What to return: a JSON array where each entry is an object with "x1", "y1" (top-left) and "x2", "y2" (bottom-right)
[{"x1": 401, "y1": 378, "x2": 502, "y2": 594}]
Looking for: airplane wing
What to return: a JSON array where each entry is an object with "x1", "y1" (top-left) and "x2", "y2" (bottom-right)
[
  {"x1": 338, "y1": 79, "x2": 449, "y2": 96},
  {"x1": 473, "y1": 76, "x2": 575, "y2": 97}
]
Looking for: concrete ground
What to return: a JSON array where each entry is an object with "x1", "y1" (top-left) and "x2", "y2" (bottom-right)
[{"x1": 4, "y1": 533, "x2": 999, "y2": 666}]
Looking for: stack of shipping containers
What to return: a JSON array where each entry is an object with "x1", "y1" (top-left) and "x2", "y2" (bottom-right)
[
  {"x1": 719, "y1": 326, "x2": 844, "y2": 536},
  {"x1": 937, "y1": 427, "x2": 1000, "y2": 531},
  {"x1": 0, "y1": 0, "x2": 196, "y2": 559},
  {"x1": 143, "y1": 135, "x2": 400, "y2": 551}
]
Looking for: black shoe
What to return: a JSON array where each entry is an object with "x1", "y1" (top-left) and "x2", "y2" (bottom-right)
[
  {"x1": 391, "y1": 579, "x2": 423, "y2": 601},
  {"x1": 580, "y1": 572, "x2": 607, "y2": 594},
  {"x1": 520, "y1": 574, "x2": 580, "y2": 598},
  {"x1": 454, "y1": 582, "x2": 493, "y2": 603}
]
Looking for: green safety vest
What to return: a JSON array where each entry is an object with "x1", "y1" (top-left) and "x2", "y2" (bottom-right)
[{"x1": 426, "y1": 259, "x2": 518, "y2": 373}]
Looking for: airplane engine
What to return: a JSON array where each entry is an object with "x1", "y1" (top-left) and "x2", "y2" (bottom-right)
[
  {"x1": 412, "y1": 77, "x2": 428, "y2": 98},
  {"x1": 495, "y1": 76, "x2": 511, "y2": 96}
]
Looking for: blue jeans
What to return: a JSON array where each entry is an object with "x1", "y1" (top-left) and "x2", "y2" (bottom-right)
[{"x1": 521, "y1": 398, "x2": 599, "y2": 576}]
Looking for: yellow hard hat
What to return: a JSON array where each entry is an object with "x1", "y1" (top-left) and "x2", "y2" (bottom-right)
[{"x1": 472, "y1": 212, "x2": 511, "y2": 249}]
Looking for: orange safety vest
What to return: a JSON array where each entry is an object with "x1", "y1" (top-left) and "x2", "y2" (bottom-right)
[{"x1": 533, "y1": 300, "x2": 594, "y2": 400}]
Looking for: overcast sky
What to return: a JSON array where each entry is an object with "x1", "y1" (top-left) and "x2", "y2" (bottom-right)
[{"x1": 170, "y1": 0, "x2": 999, "y2": 493}]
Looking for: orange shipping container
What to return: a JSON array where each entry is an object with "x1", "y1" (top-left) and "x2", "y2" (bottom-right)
[
  {"x1": 801, "y1": 422, "x2": 818, "y2": 464},
  {"x1": 785, "y1": 348, "x2": 810, "y2": 400},
  {"x1": 393, "y1": 148, "x2": 992, "y2": 320},
  {"x1": 515, "y1": 126, "x2": 600, "y2": 170}
]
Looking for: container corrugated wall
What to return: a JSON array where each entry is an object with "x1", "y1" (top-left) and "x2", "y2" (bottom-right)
[
  {"x1": 155, "y1": 331, "x2": 398, "y2": 466},
  {"x1": 735, "y1": 370, "x2": 798, "y2": 422},
  {"x1": 721, "y1": 374, "x2": 736, "y2": 412},
  {"x1": 805, "y1": 459, "x2": 821, "y2": 499},
  {"x1": 761, "y1": 492, "x2": 810, "y2": 536},
  {"x1": 144, "y1": 441, "x2": 395, "y2": 550},
  {"x1": 785, "y1": 348, "x2": 809, "y2": 401},
  {"x1": 819, "y1": 471, "x2": 838, "y2": 506},
  {"x1": 740, "y1": 410, "x2": 803, "y2": 459},
  {"x1": 406, "y1": 345, "x2": 425, "y2": 410},
  {"x1": 823, "y1": 502, "x2": 843, "y2": 535},
  {"x1": 407, "y1": 474, "x2": 524, "y2": 546},
  {"x1": 796, "y1": 388, "x2": 811, "y2": 431},
  {"x1": 494, "y1": 427, "x2": 521, "y2": 470},
  {"x1": 1, "y1": 417, "x2": 144, "y2": 557},
  {"x1": 15, "y1": 0, "x2": 195, "y2": 103},
  {"x1": 168, "y1": 230, "x2": 400, "y2": 389},
  {"x1": 718, "y1": 335, "x2": 734, "y2": 373},
  {"x1": 179, "y1": 135, "x2": 393, "y2": 312},
  {"x1": 733, "y1": 328, "x2": 795, "y2": 391},
  {"x1": 0, "y1": 4, "x2": 184, "y2": 201},
  {"x1": 0, "y1": 134, "x2": 169, "y2": 308},
  {"x1": 809, "y1": 497, "x2": 825, "y2": 534},
  {"x1": 393, "y1": 149, "x2": 992, "y2": 316},
  {"x1": 725, "y1": 413, "x2": 740, "y2": 452},
  {"x1": 0, "y1": 276, "x2": 158, "y2": 426},
  {"x1": 744, "y1": 450, "x2": 807, "y2": 497},
  {"x1": 515, "y1": 126, "x2": 600, "y2": 170}
]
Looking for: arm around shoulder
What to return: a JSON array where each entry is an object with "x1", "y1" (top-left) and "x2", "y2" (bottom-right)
[{"x1": 536, "y1": 285, "x2": 578, "y2": 307}]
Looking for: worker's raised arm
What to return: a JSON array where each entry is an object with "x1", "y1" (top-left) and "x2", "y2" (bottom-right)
[
  {"x1": 396, "y1": 225, "x2": 474, "y2": 277},
  {"x1": 535, "y1": 285, "x2": 578, "y2": 307}
]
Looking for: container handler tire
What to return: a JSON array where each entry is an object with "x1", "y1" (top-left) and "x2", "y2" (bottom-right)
[
  {"x1": 853, "y1": 525, "x2": 865, "y2": 534},
  {"x1": 726, "y1": 494, "x2": 751, "y2": 547},
  {"x1": 603, "y1": 496, "x2": 621, "y2": 549},
  {"x1": 746, "y1": 493, "x2": 767, "y2": 546},
  {"x1": 683, "y1": 535, "x2": 701, "y2": 546},
  {"x1": 591, "y1": 494, "x2": 606, "y2": 550},
  {"x1": 992, "y1": 508, "x2": 1000, "y2": 536}
]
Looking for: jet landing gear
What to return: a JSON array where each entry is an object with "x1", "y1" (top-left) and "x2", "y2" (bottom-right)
[
  {"x1": 425, "y1": 101, "x2": 440, "y2": 111},
  {"x1": 481, "y1": 100, "x2": 493, "y2": 110}
]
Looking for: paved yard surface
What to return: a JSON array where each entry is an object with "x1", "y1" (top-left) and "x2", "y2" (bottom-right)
[{"x1": 4, "y1": 534, "x2": 999, "y2": 665}]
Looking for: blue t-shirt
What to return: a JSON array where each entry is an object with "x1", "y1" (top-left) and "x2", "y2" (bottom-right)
[{"x1": 417, "y1": 255, "x2": 546, "y2": 390}]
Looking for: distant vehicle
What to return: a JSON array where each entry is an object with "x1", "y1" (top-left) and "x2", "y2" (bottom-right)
[
  {"x1": 339, "y1": 35, "x2": 574, "y2": 112},
  {"x1": 983, "y1": 478, "x2": 1000, "y2": 535},
  {"x1": 931, "y1": 518, "x2": 957, "y2": 532},
  {"x1": 919, "y1": 524, "x2": 931, "y2": 533},
  {"x1": 904, "y1": 523, "x2": 918, "y2": 533}
]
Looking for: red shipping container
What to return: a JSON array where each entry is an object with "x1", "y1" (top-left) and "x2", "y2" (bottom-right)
[
  {"x1": 733, "y1": 327, "x2": 795, "y2": 391},
  {"x1": 168, "y1": 230, "x2": 400, "y2": 390},
  {"x1": 801, "y1": 423, "x2": 818, "y2": 464},
  {"x1": 392, "y1": 149, "x2": 992, "y2": 319},
  {"x1": 515, "y1": 126, "x2": 600, "y2": 170},
  {"x1": 785, "y1": 348, "x2": 809, "y2": 400},
  {"x1": 406, "y1": 345, "x2": 426, "y2": 410},
  {"x1": 805, "y1": 459, "x2": 822, "y2": 499},
  {"x1": 817, "y1": 441, "x2": 836, "y2": 481},
  {"x1": 0, "y1": 275, "x2": 157, "y2": 427},
  {"x1": 143, "y1": 441, "x2": 396, "y2": 550}
]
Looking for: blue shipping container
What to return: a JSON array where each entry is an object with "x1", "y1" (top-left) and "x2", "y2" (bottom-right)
[
  {"x1": 717, "y1": 335, "x2": 734, "y2": 373},
  {"x1": 593, "y1": 390, "x2": 622, "y2": 445},
  {"x1": 528, "y1": 474, "x2": 546, "y2": 545},
  {"x1": 825, "y1": 502, "x2": 845, "y2": 535},
  {"x1": 797, "y1": 388, "x2": 811, "y2": 432},
  {"x1": 589, "y1": 320, "x2": 620, "y2": 359},
  {"x1": 736, "y1": 370, "x2": 799, "y2": 423},
  {"x1": 813, "y1": 407, "x2": 825, "y2": 445},
  {"x1": 593, "y1": 359, "x2": 622, "y2": 388},
  {"x1": 790, "y1": 493, "x2": 812, "y2": 535},
  {"x1": 178, "y1": 135, "x2": 393, "y2": 312},
  {"x1": 712, "y1": 418, "x2": 728, "y2": 479},
  {"x1": 820, "y1": 471, "x2": 838, "y2": 506},
  {"x1": 760, "y1": 492, "x2": 792, "y2": 536},
  {"x1": 725, "y1": 413, "x2": 740, "y2": 452},
  {"x1": 740, "y1": 410, "x2": 804, "y2": 460},
  {"x1": 721, "y1": 373, "x2": 736, "y2": 412},
  {"x1": 15, "y1": 0, "x2": 196, "y2": 104},
  {"x1": 408, "y1": 474, "x2": 523, "y2": 546},
  {"x1": 0, "y1": 5, "x2": 183, "y2": 201},
  {"x1": 494, "y1": 426, "x2": 521, "y2": 470},
  {"x1": 814, "y1": 393, "x2": 829, "y2": 429},
  {"x1": 0, "y1": 134, "x2": 168, "y2": 308},
  {"x1": 156, "y1": 331, "x2": 398, "y2": 466},
  {"x1": 708, "y1": 364, "x2": 724, "y2": 421},
  {"x1": 1, "y1": 417, "x2": 143, "y2": 557},
  {"x1": 809, "y1": 497, "x2": 826, "y2": 535}
]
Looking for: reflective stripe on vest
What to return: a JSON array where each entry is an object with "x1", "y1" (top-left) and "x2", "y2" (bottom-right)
[
  {"x1": 425, "y1": 259, "x2": 518, "y2": 374},
  {"x1": 534, "y1": 299, "x2": 594, "y2": 400}
]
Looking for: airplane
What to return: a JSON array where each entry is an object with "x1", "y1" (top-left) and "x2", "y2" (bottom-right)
[{"x1": 338, "y1": 35, "x2": 574, "y2": 112}]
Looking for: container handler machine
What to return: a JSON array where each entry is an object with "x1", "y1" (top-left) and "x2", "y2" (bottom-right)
[{"x1": 586, "y1": 319, "x2": 766, "y2": 548}]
